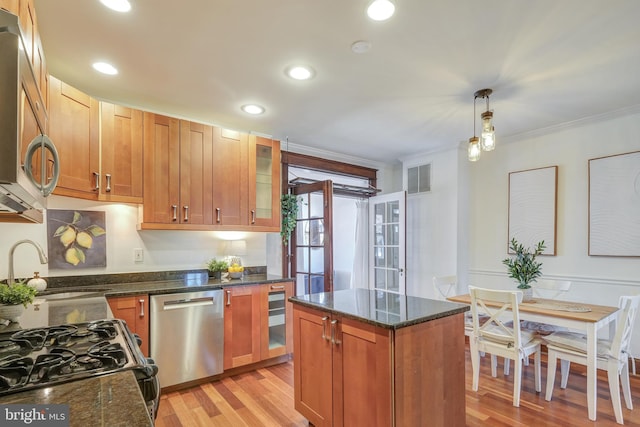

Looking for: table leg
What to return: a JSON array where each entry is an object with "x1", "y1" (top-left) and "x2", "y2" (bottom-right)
[{"x1": 587, "y1": 324, "x2": 597, "y2": 421}]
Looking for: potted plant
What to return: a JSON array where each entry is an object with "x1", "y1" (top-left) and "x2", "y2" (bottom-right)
[
  {"x1": 281, "y1": 193, "x2": 300, "y2": 245},
  {"x1": 0, "y1": 280, "x2": 38, "y2": 322},
  {"x1": 502, "y1": 238, "x2": 546, "y2": 301},
  {"x1": 206, "y1": 258, "x2": 228, "y2": 279}
]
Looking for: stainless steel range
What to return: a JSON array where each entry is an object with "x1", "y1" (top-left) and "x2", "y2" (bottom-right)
[{"x1": 0, "y1": 319, "x2": 160, "y2": 419}]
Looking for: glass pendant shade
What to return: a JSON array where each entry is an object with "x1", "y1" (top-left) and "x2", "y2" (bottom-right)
[
  {"x1": 480, "y1": 111, "x2": 495, "y2": 151},
  {"x1": 468, "y1": 137, "x2": 481, "y2": 162}
]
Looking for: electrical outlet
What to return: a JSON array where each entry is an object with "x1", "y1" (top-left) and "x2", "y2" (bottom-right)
[{"x1": 134, "y1": 248, "x2": 144, "y2": 263}]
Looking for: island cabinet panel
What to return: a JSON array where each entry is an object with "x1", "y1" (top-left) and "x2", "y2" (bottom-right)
[
  {"x1": 99, "y1": 103, "x2": 143, "y2": 203},
  {"x1": 107, "y1": 294, "x2": 150, "y2": 357},
  {"x1": 223, "y1": 285, "x2": 262, "y2": 369},
  {"x1": 394, "y1": 313, "x2": 466, "y2": 427},
  {"x1": 293, "y1": 305, "x2": 392, "y2": 427},
  {"x1": 49, "y1": 75, "x2": 100, "y2": 199},
  {"x1": 293, "y1": 302, "x2": 466, "y2": 427}
]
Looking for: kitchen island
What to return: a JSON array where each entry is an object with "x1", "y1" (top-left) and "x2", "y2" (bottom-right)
[{"x1": 290, "y1": 288, "x2": 469, "y2": 427}]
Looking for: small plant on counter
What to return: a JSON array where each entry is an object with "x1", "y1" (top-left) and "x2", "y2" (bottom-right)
[
  {"x1": 0, "y1": 281, "x2": 38, "y2": 307},
  {"x1": 207, "y1": 258, "x2": 229, "y2": 279},
  {"x1": 281, "y1": 193, "x2": 300, "y2": 245}
]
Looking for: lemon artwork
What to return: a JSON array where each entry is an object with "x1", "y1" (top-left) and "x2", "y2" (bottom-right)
[{"x1": 52, "y1": 211, "x2": 106, "y2": 266}]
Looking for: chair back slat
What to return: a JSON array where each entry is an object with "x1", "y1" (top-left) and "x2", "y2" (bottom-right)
[
  {"x1": 433, "y1": 275, "x2": 457, "y2": 299},
  {"x1": 612, "y1": 295, "x2": 640, "y2": 358},
  {"x1": 470, "y1": 286, "x2": 524, "y2": 349},
  {"x1": 533, "y1": 280, "x2": 571, "y2": 299}
]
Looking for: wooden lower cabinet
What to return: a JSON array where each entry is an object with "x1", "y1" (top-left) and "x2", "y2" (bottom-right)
[
  {"x1": 107, "y1": 294, "x2": 150, "y2": 356},
  {"x1": 293, "y1": 304, "x2": 466, "y2": 427},
  {"x1": 223, "y1": 282, "x2": 294, "y2": 370}
]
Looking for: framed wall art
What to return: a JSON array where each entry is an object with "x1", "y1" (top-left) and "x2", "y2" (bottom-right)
[
  {"x1": 589, "y1": 150, "x2": 640, "y2": 257},
  {"x1": 47, "y1": 210, "x2": 107, "y2": 269},
  {"x1": 508, "y1": 166, "x2": 557, "y2": 255}
]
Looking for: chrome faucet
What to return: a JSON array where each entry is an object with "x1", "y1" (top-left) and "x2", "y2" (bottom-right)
[{"x1": 7, "y1": 239, "x2": 48, "y2": 286}]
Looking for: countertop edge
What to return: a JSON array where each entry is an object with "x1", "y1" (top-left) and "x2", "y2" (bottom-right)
[{"x1": 289, "y1": 297, "x2": 469, "y2": 330}]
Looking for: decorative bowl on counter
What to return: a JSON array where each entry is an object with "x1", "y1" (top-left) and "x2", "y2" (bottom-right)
[{"x1": 229, "y1": 272, "x2": 243, "y2": 279}]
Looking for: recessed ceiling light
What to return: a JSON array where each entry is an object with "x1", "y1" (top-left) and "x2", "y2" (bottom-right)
[
  {"x1": 92, "y1": 62, "x2": 118, "y2": 75},
  {"x1": 241, "y1": 104, "x2": 265, "y2": 115},
  {"x1": 367, "y1": 0, "x2": 395, "y2": 21},
  {"x1": 286, "y1": 65, "x2": 314, "y2": 81},
  {"x1": 100, "y1": 0, "x2": 132, "y2": 13},
  {"x1": 351, "y1": 40, "x2": 372, "y2": 54}
]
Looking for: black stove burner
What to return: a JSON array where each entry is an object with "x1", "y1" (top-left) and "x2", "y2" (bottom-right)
[
  {"x1": 0, "y1": 319, "x2": 144, "y2": 398},
  {"x1": 0, "y1": 355, "x2": 33, "y2": 391}
]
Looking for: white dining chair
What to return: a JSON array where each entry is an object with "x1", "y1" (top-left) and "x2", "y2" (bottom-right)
[
  {"x1": 469, "y1": 286, "x2": 542, "y2": 407},
  {"x1": 544, "y1": 294, "x2": 640, "y2": 425},
  {"x1": 504, "y1": 280, "x2": 572, "y2": 374}
]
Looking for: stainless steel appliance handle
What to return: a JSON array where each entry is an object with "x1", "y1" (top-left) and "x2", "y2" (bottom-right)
[
  {"x1": 105, "y1": 174, "x2": 112, "y2": 192},
  {"x1": 331, "y1": 319, "x2": 341, "y2": 345},
  {"x1": 171, "y1": 205, "x2": 177, "y2": 221},
  {"x1": 226, "y1": 290, "x2": 231, "y2": 306},
  {"x1": 270, "y1": 285, "x2": 285, "y2": 290},
  {"x1": 93, "y1": 172, "x2": 100, "y2": 191},
  {"x1": 321, "y1": 316, "x2": 329, "y2": 341},
  {"x1": 183, "y1": 205, "x2": 189, "y2": 221},
  {"x1": 163, "y1": 297, "x2": 214, "y2": 310},
  {"x1": 216, "y1": 208, "x2": 221, "y2": 223},
  {"x1": 139, "y1": 299, "x2": 145, "y2": 317}
]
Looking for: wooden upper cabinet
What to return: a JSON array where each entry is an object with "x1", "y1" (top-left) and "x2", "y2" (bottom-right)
[
  {"x1": 142, "y1": 112, "x2": 180, "y2": 224},
  {"x1": 212, "y1": 128, "x2": 248, "y2": 227},
  {"x1": 49, "y1": 75, "x2": 100, "y2": 199},
  {"x1": 100, "y1": 102, "x2": 143, "y2": 203},
  {"x1": 248, "y1": 135, "x2": 280, "y2": 230},
  {"x1": 0, "y1": 0, "x2": 19, "y2": 15},
  {"x1": 179, "y1": 120, "x2": 213, "y2": 225},
  {"x1": 141, "y1": 114, "x2": 214, "y2": 227}
]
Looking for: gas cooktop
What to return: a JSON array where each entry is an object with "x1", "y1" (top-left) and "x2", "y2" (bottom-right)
[{"x1": 0, "y1": 319, "x2": 141, "y2": 396}]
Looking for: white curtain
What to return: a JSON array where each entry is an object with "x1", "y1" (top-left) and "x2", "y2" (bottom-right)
[{"x1": 350, "y1": 199, "x2": 369, "y2": 288}]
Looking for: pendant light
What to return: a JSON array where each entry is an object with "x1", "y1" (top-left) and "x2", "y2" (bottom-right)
[
  {"x1": 468, "y1": 88, "x2": 496, "y2": 161},
  {"x1": 468, "y1": 95, "x2": 481, "y2": 161}
]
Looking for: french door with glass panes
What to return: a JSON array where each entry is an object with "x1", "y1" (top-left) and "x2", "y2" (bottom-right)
[
  {"x1": 291, "y1": 181, "x2": 333, "y2": 295},
  {"x1": 369, "y1": 191, "x2": 406, "y2": 294}
]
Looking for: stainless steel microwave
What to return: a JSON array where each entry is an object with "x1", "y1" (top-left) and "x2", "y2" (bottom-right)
[{"x1": 0, "y1": 10, "x2": 59, "y2": 223}]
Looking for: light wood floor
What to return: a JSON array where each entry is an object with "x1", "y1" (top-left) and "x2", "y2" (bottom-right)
[{"x1": 155, "y1": 349, "x2": 640, "y2": 426}]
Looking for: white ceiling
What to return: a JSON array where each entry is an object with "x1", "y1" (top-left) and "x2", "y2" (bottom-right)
[{"x1": 33, "y1": 0, "x2": 640, "y2": 164}]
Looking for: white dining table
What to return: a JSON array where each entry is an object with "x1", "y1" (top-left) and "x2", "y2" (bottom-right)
[{"x1": 448, "y1": 294, "x2": 620, "y2": 421}]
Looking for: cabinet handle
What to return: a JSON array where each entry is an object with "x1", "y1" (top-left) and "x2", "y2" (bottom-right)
[
  {"x1": 321, "y1": 316, "x2": 329, "y2": 341},
  {"x1": 226, "y1": 290, "x2": 231, "y2": 306},
  {"x1": 105, "y1": 174, "x2": 112, "y2": 192},
  {"x1": 331, "y1": 319, "x2": 341, "y2": 345},
  {"x1": 270, "y1": 285, "x2": 285, "y2": 290},
  {"x1": 251, "y1": 209, "x2": 256, "y2": 224},
  {"x1": 139, "y1": 299, "x2": 145, "y2": 317},
  {"x1": 171, "y1": 205, "x2": 178, "y2": 221},
  {"x1": 93, "y1": 172, "x2": 100, "y2": 191},
  {"x1": 183, "y1": 205, "x2": 189, "y2": 221},
  {"x1": 216, "y1": 208, "x2": 221, "y2": 223}
]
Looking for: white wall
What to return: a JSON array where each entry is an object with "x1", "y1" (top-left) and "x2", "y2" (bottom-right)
[
  {"x1": 0, "y1": 195, "x2": 272, "y2": 281},
  {"x1": 403, "y1": 149, "x2": 459, "y2": 298}
]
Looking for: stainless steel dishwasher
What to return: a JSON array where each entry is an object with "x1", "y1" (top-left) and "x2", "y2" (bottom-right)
[{"x1": 150, "y1": 289, "x2": 224, "y2": 388}]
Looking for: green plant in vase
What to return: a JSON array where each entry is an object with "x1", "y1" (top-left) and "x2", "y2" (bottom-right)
[
  {"x1": 207, "y1": 258, "x2": 229, "y2": 279},
  {"x1": 502, "y1": 238, "x2": 546, "y2": 299},
  {"x1": 0, "y1": 280, "x2": 38, "y2": 322}
]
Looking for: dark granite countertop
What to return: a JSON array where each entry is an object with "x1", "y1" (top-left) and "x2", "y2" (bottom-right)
[
  {"x1": 289, "y1": 288, "x2": 469, "y2": 329},
  {"x1": 36, "y1": 271, "x2": 292, "y2": 299},
  {"x1": 0, "y1": 370, "x2": 153, "y2": 426}
]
